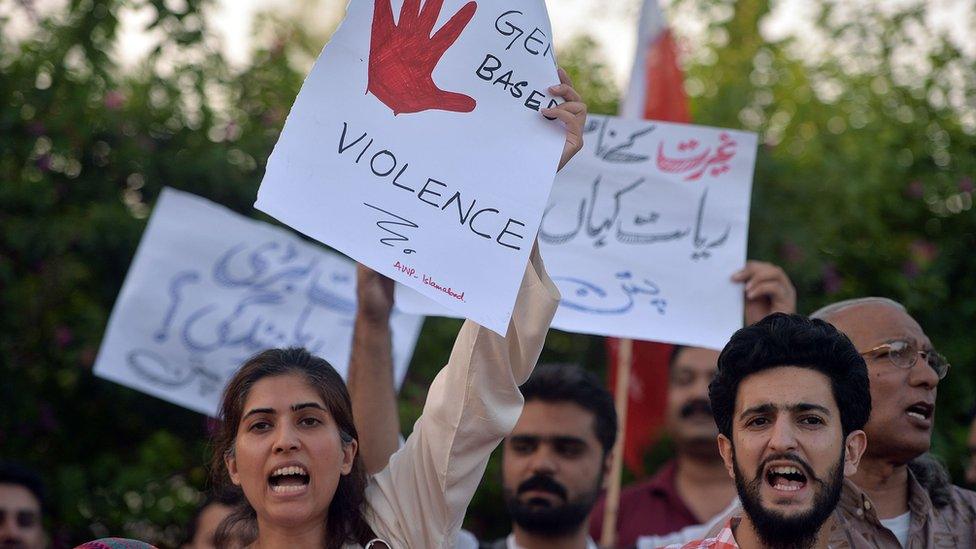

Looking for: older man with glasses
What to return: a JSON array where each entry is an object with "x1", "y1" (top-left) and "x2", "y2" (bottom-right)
[{"x1": 810, "y1": 297, "x2": 976, "y2": 548}]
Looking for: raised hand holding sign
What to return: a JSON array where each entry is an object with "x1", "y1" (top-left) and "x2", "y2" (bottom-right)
[
  {"x1": 369, "y1": 0, "x2": 478, "y2": 115},
  {"x1": 256, "y1": 0, "x2": 566, "y2": 333},
  {"x1": 397, "y1": 115, "x2": 759, "y2": 350}
]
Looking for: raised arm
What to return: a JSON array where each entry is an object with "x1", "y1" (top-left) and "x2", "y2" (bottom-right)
[
  {"x1": 347, "y1": 264, "x2": 401, "y2": 474},
  {"x1": 362, "y1": 68, "x2": 584, "y2": 549},
  {"x1": 364, "y1": 242, "x2": 560, "y2": 548}
]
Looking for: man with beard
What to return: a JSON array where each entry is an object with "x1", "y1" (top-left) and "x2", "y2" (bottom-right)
[
  {"x1": 0, "y1": 463, "x2": 47, "y2": 549},
  {"x1": 676, "y1": 313, "x2": 870, "y2": 549},
  {"x1": 490, "y1": 363, "x2": 617, "y2": 549},
  {"x1": 591, "y1": 261, "x2": 795, "y2": 547},
  {"x1": 347, "y1": 266, "x2": 616, "y2": 549},
  {"x1": 810, "y1": 298, "x2": 976, "y2": 547}
]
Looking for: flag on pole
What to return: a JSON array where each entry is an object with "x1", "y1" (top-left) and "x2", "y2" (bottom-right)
[
  {"x1": 609, "y1": 0, "x2": 690, "y2": 478},
  {"x1": 620, "y1": 0, "x2": 690, "y2": 124}
]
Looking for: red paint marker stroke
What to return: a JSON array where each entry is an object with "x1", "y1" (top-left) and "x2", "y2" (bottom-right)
[{"x1": 368, "y1": 0, "x2": 478, "y2": 115}]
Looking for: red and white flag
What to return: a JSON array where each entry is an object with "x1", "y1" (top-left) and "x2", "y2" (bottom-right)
[
  {"x1": 620, "y1": 0, "x2": 690, "y2": 124},
  {"x1": 608, "y1": 0, "x2": 690, "y2": 477}
]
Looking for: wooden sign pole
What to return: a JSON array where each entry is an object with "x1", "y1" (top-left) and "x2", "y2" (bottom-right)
[{"x1": 599, "y1": 337, "x2": 633, "y2": 548}]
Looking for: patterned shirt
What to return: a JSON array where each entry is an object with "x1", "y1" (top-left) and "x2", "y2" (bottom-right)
[
  {"x1": 827, "y1": 474, "x2": 976, "y2": 548},
  {"x1": 683, "y1": 470, "x2": 976, "y2": 549},
  {"x1": 664, "y1": 518, "x2": 740, "y2": 549}
]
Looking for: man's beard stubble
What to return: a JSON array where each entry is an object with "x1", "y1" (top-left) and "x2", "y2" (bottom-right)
[
  {"x1": 503, "y1": 472, "x2": 601, "y2": 538},
  {"x1": 733, "y1": 448, "x2": 846, "y2": 549}
]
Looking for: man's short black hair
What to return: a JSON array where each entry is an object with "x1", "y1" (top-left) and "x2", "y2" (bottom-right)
[
  {"x1": 709, "y1": 313, "x2": 871, "y2": 439},
  {"x1": 520, "y1": 364, "x2": 618, "y2": 455},
  {"x1": 0, "y1": 462, "x2": 46, "y2": 514}
]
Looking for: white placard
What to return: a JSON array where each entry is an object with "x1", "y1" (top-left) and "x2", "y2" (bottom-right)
[
  {"x1": 94, "y1": 188, "x2": 425, "y2": 416},
  {"x1": 255, "y1": 0, "x2": 565, "y2": 335},
  {"x1": 399, "y1": 115, "x2": 757, "y2": 350}
]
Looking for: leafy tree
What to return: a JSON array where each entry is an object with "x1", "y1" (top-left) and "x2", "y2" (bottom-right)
[{"x1": 673, "y1": 0, "x2": 975, "y2": 476}]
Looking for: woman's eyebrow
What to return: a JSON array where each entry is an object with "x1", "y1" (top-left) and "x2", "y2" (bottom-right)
[
  {"x1": 292, "y1": 402, "x2": 327, "y2": 412},
  {"x1": 243, "y1": 407, "x2": 275, "y2": 419}
]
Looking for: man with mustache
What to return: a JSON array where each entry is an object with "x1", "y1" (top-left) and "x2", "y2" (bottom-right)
[
  {"x1": 809, "y1": 298, "x2": 976, "y2": 547},
  {"x1": 675, "y1": 313, "x2": 870, "y2": 549},
  {"x1": 489, "y1": 363, "x2": 617, "y2": 549},
  {"x1": 591, "y1": 262, "x2": 796, "y2": 547}
]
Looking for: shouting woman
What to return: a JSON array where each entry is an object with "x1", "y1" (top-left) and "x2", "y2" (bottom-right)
[{"x1": 206, "y1": 71, "x2": 585, "y2": 548}]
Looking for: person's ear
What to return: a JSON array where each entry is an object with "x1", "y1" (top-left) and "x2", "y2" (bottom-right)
[
  {"x1": 225, "y1": 448, "x2": 241, "y2": 486},
  {"x1": 843, "y1": 430, "x2": 868, "y2": 476},
  {"x1": 340, "y1": 438, "x2": 359, "y2": 475},
  {"x1": 717, "y1": 434, "x2": 736, "y2": 480}
]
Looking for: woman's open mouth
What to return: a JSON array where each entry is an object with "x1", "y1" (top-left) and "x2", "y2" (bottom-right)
[{"x1": 268, "y1": 464, "x2": 310, "y2": 494}]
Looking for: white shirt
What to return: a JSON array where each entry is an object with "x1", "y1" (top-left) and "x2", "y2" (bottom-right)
[
  {"x1": 452, "y1": 529, "x2": 596, "y2": 549},
  {"x1": 506, "y1": 533, "x2": 599, "y2": 549},
  {"x1": 879, "y1": 511, "x2": 911, "y2": 548},
  {"x1": 354, "y1": 248, "x2": 560, "y2": 549}
]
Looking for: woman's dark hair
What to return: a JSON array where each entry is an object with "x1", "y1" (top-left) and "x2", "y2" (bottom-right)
[
  {"x1": 210, "y1": 348, "x2": 375, "y2": 549},
  {"x1": 520, "y1": 363, "x2": 618, "y2": 455},
  {"x1": 709, "y1": 313, "x2": 871, "y2": 439}
]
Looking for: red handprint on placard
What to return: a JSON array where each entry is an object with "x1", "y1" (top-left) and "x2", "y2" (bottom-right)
[{"x1": 368, "y1": 0, "x2": 478, "y2": 116}]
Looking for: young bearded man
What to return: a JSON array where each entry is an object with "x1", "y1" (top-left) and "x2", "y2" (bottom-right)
[
  {"x1": 675, "y1": 313, "x2": 870, "y2": 549},
  {"x1": 592, "y1": 261, "x2": 796, "y2": 547},
  {"x1": 489, "y1": 363, "x2": 616, "y2": 549}
]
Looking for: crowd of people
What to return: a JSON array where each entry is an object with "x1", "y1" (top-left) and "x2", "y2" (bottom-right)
[{"x1": 4, "y1": 70, "x2": 976, "y2": 549}]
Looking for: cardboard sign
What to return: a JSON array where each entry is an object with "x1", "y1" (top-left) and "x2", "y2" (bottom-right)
[
  {"x1": 255, "y1": 0, "x2": 565, "y2": 334},
  {"x1": 399, "y1": 115, "x2": 757, "y2": 349},
  {"x1": 94, "y1": 188, "x2": 424, "y2": 416}
]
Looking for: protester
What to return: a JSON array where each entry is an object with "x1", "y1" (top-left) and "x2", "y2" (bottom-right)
[
  {"x1": 0, "y1": 463, "x2": 47, "y2": 549},
  {"x1": 810, "y1": 298, "x2": 976, "y2": 547},
  {"x1": 348, "y1": 274, "x2": 614, "y2": 548},
  {"x1": 200, "y1": 70, "x2": 582, "y2": 549},
  {"x1": 487, "y1": 364, "x2": 616, "y2": 549},
  {"x1": 590, "y1": 261, "x2": 796, "y2": 548},
  {"x1": 673, "y1": 313, "x2": 870, "y2": 549},
  {"x1": 181, "y1": 486, "x2": 244, "y2": 549}
]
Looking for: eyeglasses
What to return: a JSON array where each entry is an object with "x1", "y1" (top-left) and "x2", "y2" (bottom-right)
[{"x1": 859, "y1": 340, "x2": 951, "y2": 379}]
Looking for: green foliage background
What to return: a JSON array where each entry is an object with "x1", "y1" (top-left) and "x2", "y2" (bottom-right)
[{"x1": 1, "y1": 0, "x2": 973, "y2": 546}]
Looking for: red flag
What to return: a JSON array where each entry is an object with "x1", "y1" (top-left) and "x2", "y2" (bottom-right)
[{"x1": 609, "y1": 0, "x2": 690, "y2": 477}]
